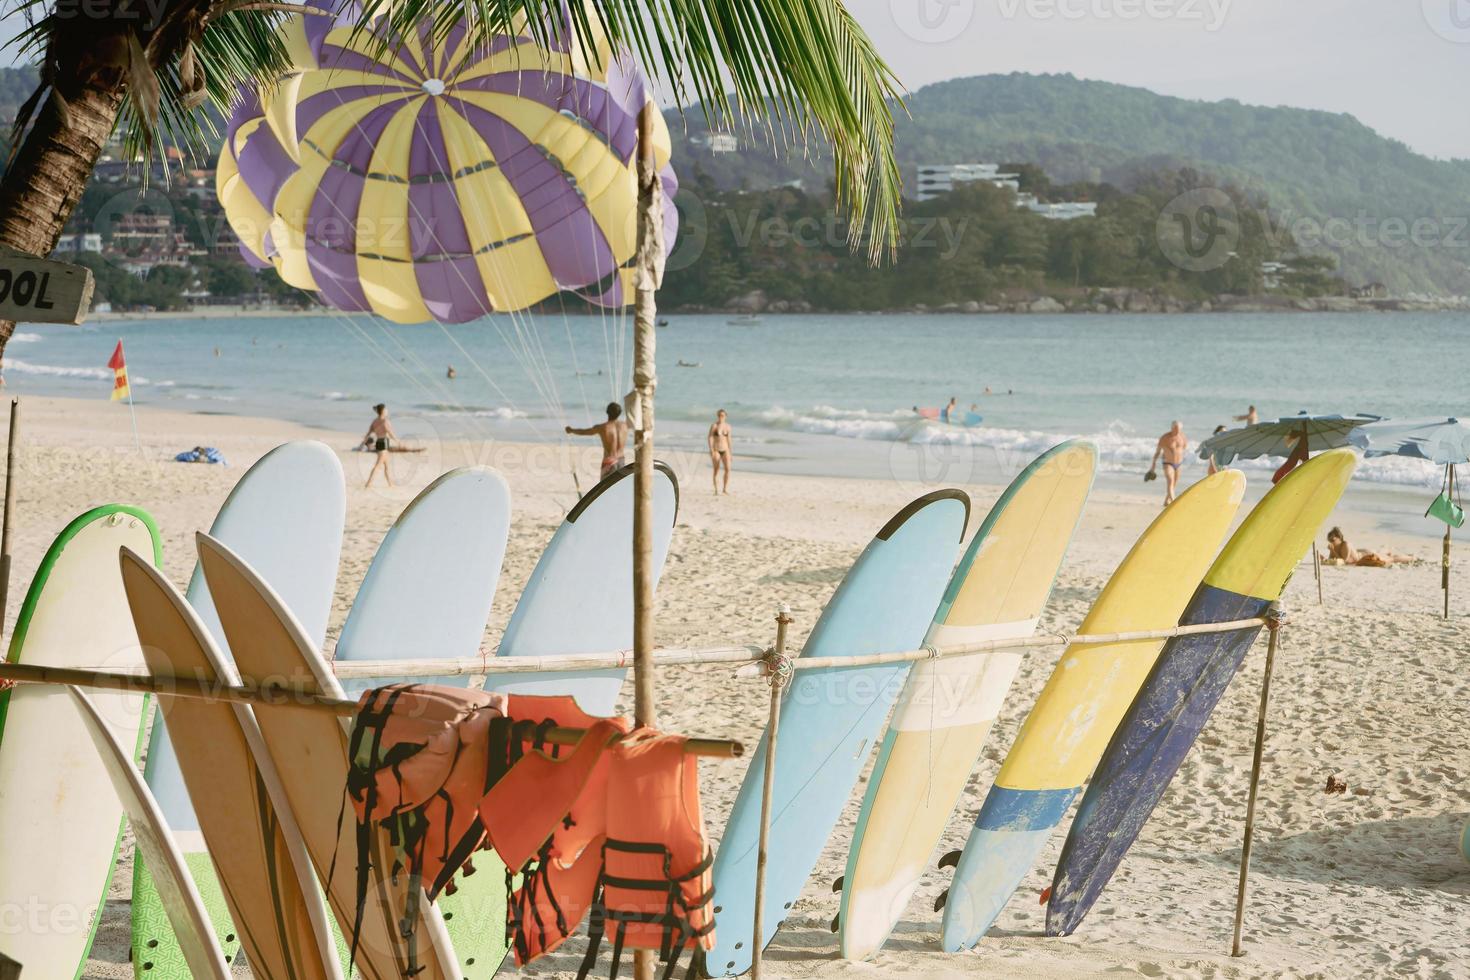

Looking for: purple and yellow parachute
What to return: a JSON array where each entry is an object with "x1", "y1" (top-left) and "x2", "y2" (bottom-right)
[{"x1": 217, "y1": 6, "x2": 678, "y2": 323}]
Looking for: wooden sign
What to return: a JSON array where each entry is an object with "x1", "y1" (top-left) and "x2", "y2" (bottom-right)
[{"x1": 0, "y1": 248, "x2": 94, "y2": 325}]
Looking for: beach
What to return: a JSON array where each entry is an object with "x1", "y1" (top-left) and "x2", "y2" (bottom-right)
[{"x1": 9, "y1": 394, "x2": 1455, "y2": 979}]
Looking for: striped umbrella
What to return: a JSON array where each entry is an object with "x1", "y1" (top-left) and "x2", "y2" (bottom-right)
[
  {"x1": 1350, "y1": 417, "x2": 1469, "y2": 618},
  {"x1": 1198, "y1": 412, "x2": 1381, "y2": 466}
]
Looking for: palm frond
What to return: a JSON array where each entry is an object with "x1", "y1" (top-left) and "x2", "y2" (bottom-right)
[{"x1": 369, "y1": 0, "x2": 905, "y2": 258}]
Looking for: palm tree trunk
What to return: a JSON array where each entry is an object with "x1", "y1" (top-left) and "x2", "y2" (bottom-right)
[{"x1": 0, "y1": 72, "x2": 125, "y2": 357}]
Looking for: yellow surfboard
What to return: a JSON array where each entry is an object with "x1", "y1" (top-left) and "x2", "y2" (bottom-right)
[
  {"x1": 942, "y1": 468, "x2": 1245, "y2": 950},
  {"x1": 840, "y1": 440, "x2": 1096, "y2": 960}
]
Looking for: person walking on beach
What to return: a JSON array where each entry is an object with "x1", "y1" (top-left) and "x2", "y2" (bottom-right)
[
  {"x1": 567, "y1": 402, "x2": 628, "y2": 479},
  {"x1": 1235, "y1": 405, "x2": 1259, "y2": 426},
  {"x1": 1148, "y1": 421, "x2": 1188, "y2": 505},
  {"x1": 708, "y1": 409, "x2": 733, "y2": 494},
  {"x1": 363, "y1": 403, "x2": 397, "y2": 488}
]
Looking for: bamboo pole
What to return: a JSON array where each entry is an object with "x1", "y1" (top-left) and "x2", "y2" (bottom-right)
[
  {"x1": 1231, "y1": 603, "x2": 1284, "y2": 957},
  {"x1": 328, "y1": 644, "x2": 765, "y2": 680},
  {"x1": 321, "y1": 617, "x2": 1270, "y2": 682},
  {"x1": 632, "y1": 99, "x2": 665, "y2": 980},
  {"x1": 1444, "y1": 464, "x2": 1455, "y2": 621},
  {"x1": 750, "y1": 606, "x2": 792, "y2": 980},
  {"x1": 0, "y1": 398, "x2": 17, "y2": 632},
  {"x1": 0, "y1": 662, "x2": 743, "y2": 758}
]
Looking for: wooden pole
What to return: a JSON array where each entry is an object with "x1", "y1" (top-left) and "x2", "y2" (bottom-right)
[
  {"x1": 751, "y1": 606, "x2": 793, "y2": 980},
  {"x1": 0, "y1": 398, "x2": 18, "y2": 632},
  {"x1": 1231, "y1": 602, "x2": 1284, "y2": 957},
  {"x1": 0, "y1": 662, "x2": 744, "y2": 758},
  {"x1": 631, "y1": 99, "x2": 665, "y2": 980},
  {"x1": 1444, "y1": 464, "x2": 1455, "y2": 621},
  {"x1": 1314, "y1": 546, "x2": 1323, "y2": 606}
]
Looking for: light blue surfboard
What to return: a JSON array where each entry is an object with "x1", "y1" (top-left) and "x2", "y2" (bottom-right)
[
  {"x1": 134, "y1": 441, "x2": 345, "y2": 979},
  {"x1": 700, "y1": 489, "x2": 970, "y2": 977},
  {"x1": 332, "y1": 466, "x2": 513, "y2": 978},
  {"x1": 483, "y1": 461, "x2": 678, "y2": 715}
]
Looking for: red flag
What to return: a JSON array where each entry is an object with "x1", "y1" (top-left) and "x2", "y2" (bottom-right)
[{"x1": 108, "y1": 340, "x2": 130, "y2": 401}]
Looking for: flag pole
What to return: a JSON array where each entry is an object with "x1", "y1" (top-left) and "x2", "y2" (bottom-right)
[{"x1": 125, "y1": 380, "x2": 140, "y2": 454}]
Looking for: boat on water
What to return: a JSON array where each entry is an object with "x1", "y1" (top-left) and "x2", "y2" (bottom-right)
[{"x1": 727, "y1": 315, "x2": 763, "y2": 326}]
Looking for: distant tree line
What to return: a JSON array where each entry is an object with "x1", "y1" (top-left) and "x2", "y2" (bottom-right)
[{"x1": 660, "y1": 167, "x2": 1341, "y2": 311}]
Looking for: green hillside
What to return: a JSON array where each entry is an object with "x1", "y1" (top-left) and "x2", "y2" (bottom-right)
[{"x1": 667, "y1": 73, "x2": 1470, "y2": 296}]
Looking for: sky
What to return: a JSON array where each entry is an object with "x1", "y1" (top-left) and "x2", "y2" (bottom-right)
[
  {"x1": 852, "y1": 0, "x2": 1470, "y2": 160},
  {"x1": 1, "y1": 0, "x2": 1465, "y2": 160}
]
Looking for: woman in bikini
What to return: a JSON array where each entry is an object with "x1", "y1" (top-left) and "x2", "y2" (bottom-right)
[
  {"x1": 363, "y1": 403, "x2": 397, "y2": 488},
  {"x1": 1321, "y1": 527, "x2": 1413, "y2": 567}
]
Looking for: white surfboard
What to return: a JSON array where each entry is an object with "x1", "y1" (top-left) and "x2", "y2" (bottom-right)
[
  {"x1": 331, "y1": 466, "x2": 513, "y2": 977},
  {"x1": 0, "y1": 505, "x2": 160, "y2": 978},
  {"x1": 136, "y1": 441, "x2": 345, "y2": 978},
  {"x1": 67, "y1": 687, "x2": 230, "y2": 980},
  {"x1": 485, "y1": 461, "x2": 678, "y2": 714}
]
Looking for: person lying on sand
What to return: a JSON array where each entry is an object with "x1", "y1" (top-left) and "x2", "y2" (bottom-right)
[{"x1": 1321, "y1": 527, "x2": 1414, "y2": 567}]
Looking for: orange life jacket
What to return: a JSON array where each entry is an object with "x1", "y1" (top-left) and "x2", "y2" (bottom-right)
[{"x1": 479, "y1": 699, "x2": 716, "y2": 979}]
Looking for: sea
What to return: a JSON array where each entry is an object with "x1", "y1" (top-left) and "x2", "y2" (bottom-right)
[{"x1": 10, "y1": 310, "x2": 1466, "y2": 538}]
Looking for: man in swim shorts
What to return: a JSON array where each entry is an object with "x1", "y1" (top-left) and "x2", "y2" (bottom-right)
[
  {"x1": 567, "y1": 401, "x2": 629, "y2": 479},
  {"x1": 1148, "y1": 420, "x2": 1188, "y2": 505},
  {"x1": 708, "y1": 409, "x2": 733, "y2": 494}
]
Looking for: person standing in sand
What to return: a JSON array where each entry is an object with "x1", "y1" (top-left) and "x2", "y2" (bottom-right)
[
  {"x1": 708, "y1": 409, "x2": 733, "y2": 494},
  {"x1": 567, "y1": 402, "x2": 628, "y2": 479},
  {"x1": 1148, "y1": 421, "x2": 1188, "y2": 505},
  {"x1": 363, "y1": 403, "x2": 397, "y2": 488}
]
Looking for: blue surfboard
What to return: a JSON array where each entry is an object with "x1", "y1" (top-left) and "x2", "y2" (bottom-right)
[
  {"x1": 1046, "y1": 450, "x2": 1356, "y2": 936},
  {"x1": 700, "y1": 489, "x2": 970, "y2": 977},
  {"x1": 484, "y1": 461, "x2": 678, "y2": 715}
]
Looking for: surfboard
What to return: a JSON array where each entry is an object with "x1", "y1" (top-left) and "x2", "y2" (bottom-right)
[
  {"x1": 484, "y1": 461, "x2": 678, "y2": 715},
  {"x1": 940, "y1": 469, "x2": 1246, "y2": 952},
  {"x1": 0, "y1": 506, "x2": 159, "y2": 979},
  {"x1": 324, "y1": 466, "x2": 514, "y2": 978},
  {"x1": 198, "y1": 532, "x2": 464, "y2": 980},
  {"x1": 120, "y1": 547, "x2": 343, "y2": 980},
  {"x1": 67, "y1": 687, "x2": 230, "y2": 980},
  {"x1": 701, "y1": 489, "x2": 970, "y2": 978},
  {"x1": 1046, "y1": 448, "x2": 1356, "y2": 936},
  {"x1": 135, "y1": 440, "x2": 345, "y2": 979},
  {"x1": 839, "y1": 440, "x2": 1096, "y2": 960}
]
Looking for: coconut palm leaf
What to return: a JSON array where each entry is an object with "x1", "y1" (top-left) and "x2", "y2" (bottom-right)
[{"x1": 6, "y1": 0, "x2": 902, "y2": 252}]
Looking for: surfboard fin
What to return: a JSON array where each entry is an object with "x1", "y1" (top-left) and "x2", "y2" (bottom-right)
[
  {"x1": 938, "y1": 849, "x2": 961, "y2": 870},
  {"x1": 934, "y1": 889, "x2": 949, "y2": 912},
  {"x1": 831, "y1": 875, "x2": 844, "y2": 893},
  {"x1": 830, "y1": 913, "x2": 840, "y2": 933}
]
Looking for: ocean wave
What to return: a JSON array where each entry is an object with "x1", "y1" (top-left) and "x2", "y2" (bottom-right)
[
  {"x1": 9, "y1": 333, "x2": 40, "y2": 344},
  {"x1": 735, "y1": 405, "x2": 1442, "y2": 489},
  {"x1": 322, "y1": 391, "x2": 356, "y2": 401}
]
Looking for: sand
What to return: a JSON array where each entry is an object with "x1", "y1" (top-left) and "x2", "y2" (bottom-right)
[{"x1": 0, "y1": 395, "x2": 1452, "y2": 979}]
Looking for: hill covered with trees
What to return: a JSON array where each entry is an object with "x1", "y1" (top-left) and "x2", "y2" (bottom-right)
[{"x1": 667, "y1": 73, "x2": 1470, "y2": 297}]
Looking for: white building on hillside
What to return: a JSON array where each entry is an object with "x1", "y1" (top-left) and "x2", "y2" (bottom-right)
[{"x1": 914, "y1": 163, "x2": 1020, "y2": 201}]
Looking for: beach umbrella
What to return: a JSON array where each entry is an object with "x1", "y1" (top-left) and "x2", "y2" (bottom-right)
[
  {"x1": 1350, "y1": 417, "x2": 1469, "y2": 618},
  {"x1": 1199, "y1": 412, "x2": 1377, "y2": 604},
  {"x1": 1198, "y1": 412, "x2": 1382, "y2": 467}
]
